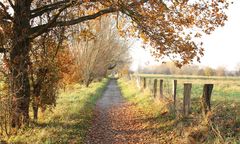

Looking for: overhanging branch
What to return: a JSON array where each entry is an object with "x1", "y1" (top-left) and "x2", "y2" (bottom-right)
[
  {"x1": 29, "y1": 0, "x2": 151, "y2": 38},
  {"x1": 30, "y1": 6, "x2": 116, "y2": 38},
  {"x1": 0, "y1": 2, "x2": 13, "y2": 21},
  {"x1": 29, "y1": 2, "x2": 74, "y2": 39},
  {"x1": 55, "y1": 7, "x2": 116, "y2": 26},
  {"x1": 7, "y1": 0, "x2": 15, "y2": 10},
  {"x1": 0, "y1": 47, "x2": 8, "y2": 53},
  {"x1": 30, "y1": 0, "x2": 99, "y2": 18},
  {"x1": 30, "y1": 0, "x2": 70, "y2": 18}
]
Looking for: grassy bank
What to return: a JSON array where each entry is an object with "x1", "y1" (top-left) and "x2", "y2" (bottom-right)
[
  {"x1": 6, "y1": 79, "x2": 109, "y2": 143},
  {"x1": 118, "y1": 78, "x2": 168, "y2": 116},
  {"x1": 118, "y1": 78, "x2": 240, "y2": 143}
]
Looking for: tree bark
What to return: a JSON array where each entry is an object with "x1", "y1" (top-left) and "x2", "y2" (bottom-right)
[
  {"x1": 32, "y1": 68, "x2": 48, "y2": 120},
  {"x1": 32, "y1": 83, "x2": 41, "y2": 121},
  {"x1": 10, "y1": 0, "x2": 31, "y2": 128}
]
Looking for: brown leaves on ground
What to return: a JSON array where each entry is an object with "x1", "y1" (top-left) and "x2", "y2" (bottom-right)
[
  {"x1": 86, "y1": 102, "x2": 157, "y2": 144},
  {"x1": 85, "y1": 102, "x2": 191, "y2": 144},
  {"x1": 86, "y1": 102, "x2": 240, "y2": 144},
  {"x1": 85, "y1": 80, "x2": 240, "y2": 144},
  {"x1": 85, "y1": 80, "x2": 165, "y2": 143}
]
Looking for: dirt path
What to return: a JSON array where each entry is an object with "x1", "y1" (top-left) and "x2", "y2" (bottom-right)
[{"x1": 85, "y1": 79, "x2": 154, "y2": 144}]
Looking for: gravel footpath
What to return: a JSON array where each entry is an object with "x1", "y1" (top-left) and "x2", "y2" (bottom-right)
[{"x1": 85, "y1": 79, "x2": 153, "y2": 144}]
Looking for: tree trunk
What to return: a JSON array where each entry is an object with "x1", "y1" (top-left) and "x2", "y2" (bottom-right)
[
  {"x1": 10, "y1": 0, "x2": 31, "y2": 128},
  {"x1": 85, "y1": 79, "x2": 91, "y2": 87},
  {"x1": 32, "y1": 68, "x2": 48, "y2": 120},
  {"x1": 33, "y1": 84, "x2": 41, "y2": 120}
]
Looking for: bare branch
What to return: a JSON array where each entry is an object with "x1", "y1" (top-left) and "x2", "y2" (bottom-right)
[
  {"x1": 30, "y1": 6, "x2": 116, "y2": 38},
  {"x1": 29, "y1": 0, "x2": 151, "y2": 38},
  {"x1": 30, "y1": 0, "x2": 98, "y2": 18},
  {"x1": 0, "y1": 47, "x2": 7, "y2": 53},
  {"x1": 30, "y1": 0, "x2": 70, "y2": 18},
  {"x1": 29, "y1": 2, "x2": 74, "y2": 39},
  {"x1": 0, "y1": 2, "x2": 13, "y2": 21},
  {"x1": 7, "y1": 0, "x2": 15, "y2": 10},
  {"x1": 55, "y1": 7, "x2": 116, "y2": 26}
]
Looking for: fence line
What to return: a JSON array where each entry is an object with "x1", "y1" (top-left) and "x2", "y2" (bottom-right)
[{"x1": 138, "y1": 77, "x2": 214, "y2": 117}]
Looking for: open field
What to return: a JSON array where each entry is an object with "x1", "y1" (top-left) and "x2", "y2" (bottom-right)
[
  {"x1": 3, "y1": 79, "x2": 109, "y2": 143},
  {"x1": 118, "y1": 76, "x2": 240, "y2": 143},
  {"x1": 137, "y1": 74, "x2": 240, "y2": 102}
]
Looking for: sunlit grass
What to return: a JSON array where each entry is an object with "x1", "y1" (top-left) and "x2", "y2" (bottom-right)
[
  {"x1": 118, "y1": 77, "x2": 240, "y2": 143},
  {"x1": 118, "y1": 78, "x2": 170, "y2": 118},
  {"x1": 137, "y1": 74, "x2": 240, "y2": 101},
  {"x1": 6, "y1": 79, "x2": 109, "y2": 144}
]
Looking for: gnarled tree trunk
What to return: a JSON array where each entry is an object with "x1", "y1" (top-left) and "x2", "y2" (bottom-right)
[{"x1": 10, "y1": 0, "x2": 31, "y2": 128}]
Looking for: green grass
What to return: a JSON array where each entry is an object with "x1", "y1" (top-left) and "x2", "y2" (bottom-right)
[
  {"x1": 118, "y1": 78, "x2": 168, "y2": 116},
  {"x1": 137, "y1": 74, "x2": 240, "y2": 102},
  {"x1": 135, "y1": 74, "x2": 240, "y2": 128},
  {"x1": 6, "y1": 79, "x2": 109, "y2": 144},
  {"x1": 118, "y1": 76, "x2": 240, "y2": 143}
]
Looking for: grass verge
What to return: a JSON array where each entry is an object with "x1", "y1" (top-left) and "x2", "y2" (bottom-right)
[
  {"x1": 6, "y1": 79, "x2": 109, "y2": 144},
  {"x1": 118, "y1": 78, "x2": 169, "y2": 116}
]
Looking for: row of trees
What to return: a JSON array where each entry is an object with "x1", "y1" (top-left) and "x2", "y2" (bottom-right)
[
  {"x1": 0, "y1": 11, "x2": 130, "y2": 136},
  {"x1": 0, "y1": 16, "x2": 130, "y2": 135},
  {"x1": 139, "y1": 62, "x2": 240, "y2": 76},
  {"x1": 70, "y1": 16, "x2": 130, "y2": 87},
  {"x1": 0, "y1": 0, "x2": 229, "y2": 131}
]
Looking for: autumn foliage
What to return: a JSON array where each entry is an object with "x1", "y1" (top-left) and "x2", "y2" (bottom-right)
[{"x1": 0, "y1": 0, "x2": 229, "y2": 129}]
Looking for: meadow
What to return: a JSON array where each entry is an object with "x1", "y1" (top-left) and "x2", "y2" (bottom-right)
[
  {"x1": 138, "y1": 74, "x2": 240, "y2": 102},
  {"x1": 118, "y1": 75, "x2": 240, "y2": 143}
]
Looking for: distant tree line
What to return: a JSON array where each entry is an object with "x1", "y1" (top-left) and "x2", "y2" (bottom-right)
[{"x1": 139, "y1": 62, "x2": 240, "y2": 77}]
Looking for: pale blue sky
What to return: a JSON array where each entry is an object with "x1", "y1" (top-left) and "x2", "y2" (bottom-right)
[{"x1": 131, "y1": 1, "x2": 240, "y2": 71}]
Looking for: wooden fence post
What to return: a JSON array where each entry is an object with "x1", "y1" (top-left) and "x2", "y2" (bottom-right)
[
  {"x1": 183, "y1": 83, "x2": 192, "y2": 116},
  {"x1": 143, "y1": 77, "x2": 146, "y2": 89},
  {"x1": 202, "y1": 84, "x2": 214, "y2": 115},
  {"x1": 173, "y1": 80, "x2": 177, "y2": 108},
  {"x1": 159, "y1": 79, "x2": 163, "y2": 98},
  {"x1": 153, "y1": 79, "x2": 157, "y2": 98}
]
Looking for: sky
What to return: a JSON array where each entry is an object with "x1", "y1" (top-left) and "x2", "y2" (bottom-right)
[{"x1": 131, "y1": 1, "x2": 240, "y2": 71}]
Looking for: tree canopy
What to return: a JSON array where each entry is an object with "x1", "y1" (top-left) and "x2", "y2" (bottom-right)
[{"x1": 0, "y1": 0, "x2": 229, "y2": 65}]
